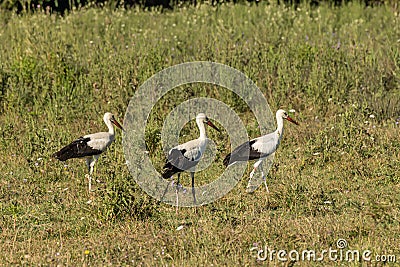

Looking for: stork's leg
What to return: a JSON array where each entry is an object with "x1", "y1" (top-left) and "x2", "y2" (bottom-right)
[
  {"x1": 249, "y1": 159, "x2": 263, "y2": 179},
  {"x1": 191, "y1": 172, "x2": 197, "y2": 205},
  {"x1": 259, "y1": 162, "x2": 269, "y2": 193},
  {"x1": 85, "y1": 157, "x2": 93, "y2": 192},
  {"x1": 89, "y1": 159, "x2": 96, "y2": 191},
  {"x1": 86, "y1": 156, "x2": 98, "y2": 192},
  {"x1": 160, "y1": 179, "x2": 170, "y2": 202},
  {"x1": 92, "y1": 155, "x2": 101, "y2": 184},
  {"x1": 176, "y1": 173, "x2": 181, "y2": 189},
  {"x1": 249, "y1": 167, "x2": 256, "y2": 179},
  {"x1": 176, "y1": 173, "x2": 181, "y2": 213},
  {"x1": 91, "y1": 155, "x2": 99, "y2": 181},
  {"x1": 247, "y1": 159, "x2": 266, "y2": 193}
]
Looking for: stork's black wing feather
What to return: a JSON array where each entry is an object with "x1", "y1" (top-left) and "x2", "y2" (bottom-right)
[
  {"x1": 223, "y1": 139, "x2": 264, "y2": 166},
  {"x1": 162, "y1": 148, "x2": 199, "y2": 178},
  {"x1": 53, "y1": 137, "x2": 102, "y2": 161}
]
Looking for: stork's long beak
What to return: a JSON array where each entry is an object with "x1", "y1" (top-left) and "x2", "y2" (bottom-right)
[
  {"x1": 286, "y1": 116, "x2": 299, "y2": 125},
  {"x1": 206, "y1": 120, "x2": 221, "y2": 132},
  {"x1": 112, "y1": 118, "x2": 125, "y2": 131}
]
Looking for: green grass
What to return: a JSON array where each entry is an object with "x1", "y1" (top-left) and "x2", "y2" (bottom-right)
[{"x1": 0, "y1": 2, "x2": 399, "y2": 265}]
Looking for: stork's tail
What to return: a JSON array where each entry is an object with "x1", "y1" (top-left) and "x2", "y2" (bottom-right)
[
  {"x1": 52, "y1": 145, "x2": 74, "y2": 161},
  {"x1": 223, "y1": 153, "x2": 232, "y2": 167}
]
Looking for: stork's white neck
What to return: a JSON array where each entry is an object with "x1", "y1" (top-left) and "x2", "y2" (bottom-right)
[
  {"x1": 276, "y1": 113, "x2": 284, "y2": 137},
  {"x1": 197, "y1": 118, "x2": 207, "y2": 139},
  {"x1": 105, "y1": 118, "x2": 115, "y2": 135}
]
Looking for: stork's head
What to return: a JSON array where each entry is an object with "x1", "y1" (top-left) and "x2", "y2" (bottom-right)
[
  {"x1": 104, "y1": 112, "x2": 125, "y2": 131},
  {"x1": 196, "y1": 113, "x2": 220, "y2": 132},
  {"x1": 276, "y1": 109, "x2": 299, "y2": 125}
]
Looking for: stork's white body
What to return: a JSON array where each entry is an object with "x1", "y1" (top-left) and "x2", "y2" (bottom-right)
[
  {"x1": 84, "y1": 131, "x2": 116, "y2": 152},
  {"x1": 53, "y1": 112, "x2": 124, "y2": 192},
  {"x1": 250, "y1": 127, "x2": 283, "y2": 159},
  {"x1": 169, "y1": 129, "x2": 209, "y2": 170},
  {"x1": 223, "y1": 109, "x2": 298, "y2": 193}
]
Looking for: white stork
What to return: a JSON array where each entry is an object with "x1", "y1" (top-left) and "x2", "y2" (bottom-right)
[
  {"x1": 162, "y1": 113, "x2": 220, "y2": 205},
  {"x1": 53, "y1": 112, "x2": 124, "y2": 192},
  {"x1": 223, "y1": 109, "x2": 299, "y2": 193}
]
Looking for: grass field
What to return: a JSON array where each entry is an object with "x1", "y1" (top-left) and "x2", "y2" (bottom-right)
[{"x1": 0, "y1": 1, "x2": 399, "y2": 266}]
